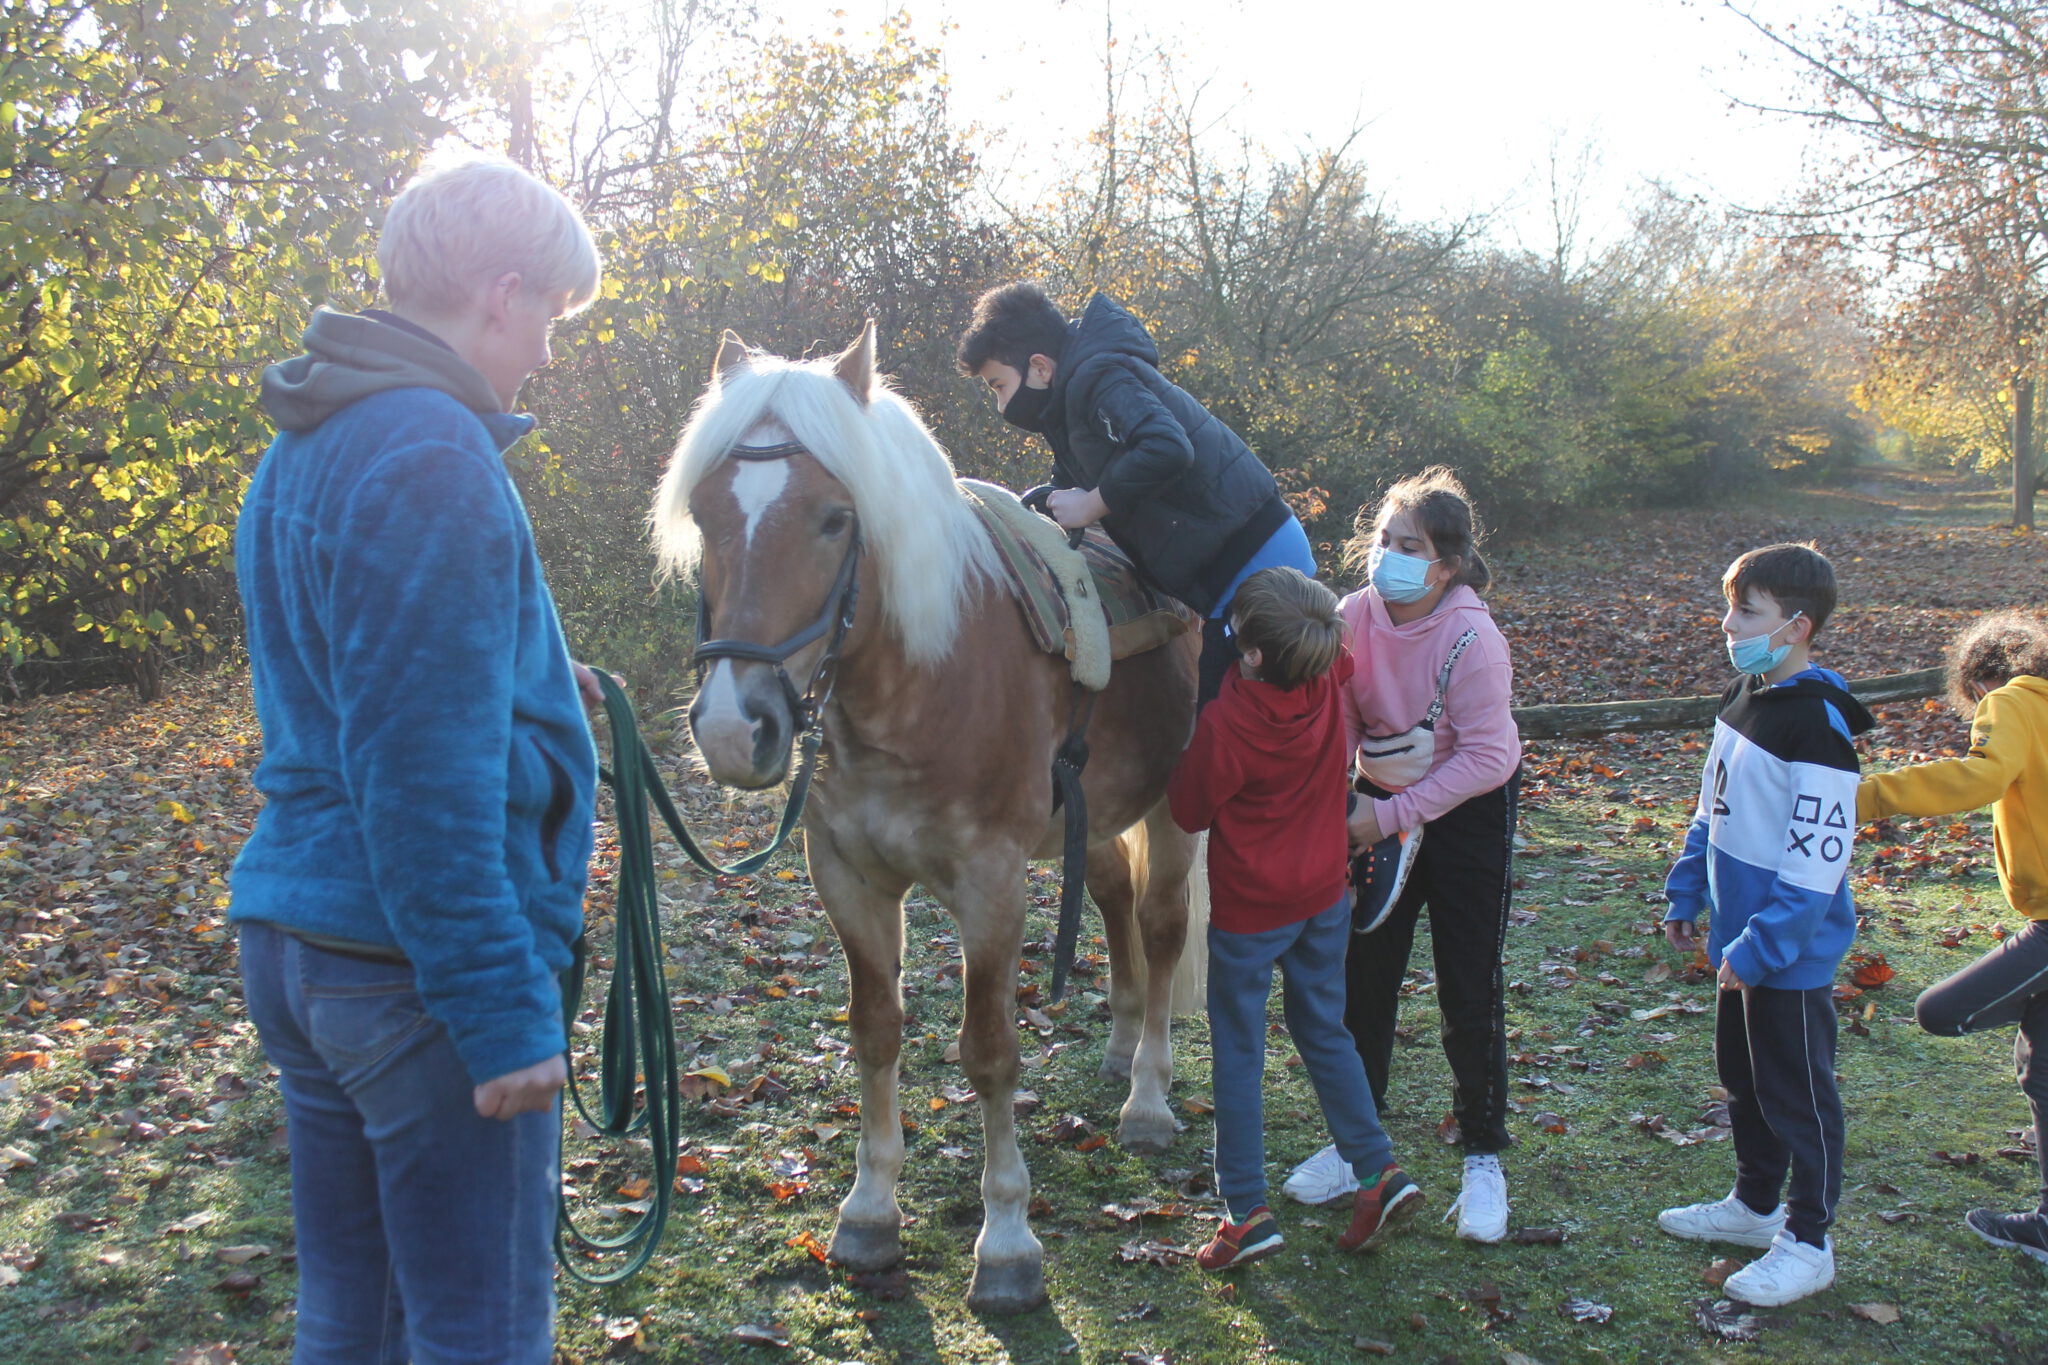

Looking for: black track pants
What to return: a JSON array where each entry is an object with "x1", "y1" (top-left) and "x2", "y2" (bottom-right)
[
  {"x1": 1718, "y1": 983, "x2": 1844, "y2": 1245},
  {"x1": 1342, "y1": 770, "x2": 1519, "y2": 1153},
  {"x1": 1917, "y1": 918, "x2": 2048, "y2": 1213}
]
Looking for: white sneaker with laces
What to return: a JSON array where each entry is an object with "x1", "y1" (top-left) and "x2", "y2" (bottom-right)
[
  {"x1": 1656, "y1": 1191, "x2": 1787, "y2": 1249},
  {"x1": 1722, "y1": 1229, "x2": 1835, "y2": 1306},
  {"x1": 1444, "y1": 1153, "x2": 1508, "y2": 1242},
  {"x1": 1281, "y1": 1143, "x2": 1358, "y2": 1205}
]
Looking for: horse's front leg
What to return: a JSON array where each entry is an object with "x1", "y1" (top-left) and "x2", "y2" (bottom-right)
[
  {"x1": 809, "y1": 832, "x2": 911, "y2": 1272},
  {"x1": 949, "y1": 863, "x2": 1045, "y2": 1314}
]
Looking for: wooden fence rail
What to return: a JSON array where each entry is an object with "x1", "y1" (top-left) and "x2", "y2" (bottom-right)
[{"x1": 1509, "y1": 667, "x2": 1946, "y2": 740}]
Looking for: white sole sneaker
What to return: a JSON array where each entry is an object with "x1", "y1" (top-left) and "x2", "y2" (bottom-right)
[
  {"x1": 1281, "y1": 1143, "x2": 1358, "y2": 1206},
  {"x1": 1656, "y1": 1193, "x2": 1785, "y2": 1249},
  {"x1": 1448, "y1": 1155, "x2": 1508, "y2": 1243},
  {"x1": 1722, "y1": 1230, "x2": 1834, "y2": 1307}
]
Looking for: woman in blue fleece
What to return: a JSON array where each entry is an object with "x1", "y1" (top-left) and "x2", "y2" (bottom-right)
[{"x1": 231, "y1": 158, "x2": 601, "y2": 1364}]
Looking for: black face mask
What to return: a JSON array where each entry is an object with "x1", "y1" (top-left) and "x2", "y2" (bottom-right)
[{"x1": 1001, "y1": 381, "x2": 1055, "y2": 432}]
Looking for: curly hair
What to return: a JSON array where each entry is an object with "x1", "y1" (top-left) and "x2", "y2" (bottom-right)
[
  {"x1": 955, "y1": 282, "x2": 1070, "y2": 376},
  {"x1": 1945, "y1": 610, "x2": 2048, "y2": 717}
]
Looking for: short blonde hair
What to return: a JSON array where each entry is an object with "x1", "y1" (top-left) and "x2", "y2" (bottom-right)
[
  {"x1": 377, "y1": 158, "x2": 601, "y2": 317},
  {"x1": 1230, "y1": 567, "x2": 1343, "y2": 691}
]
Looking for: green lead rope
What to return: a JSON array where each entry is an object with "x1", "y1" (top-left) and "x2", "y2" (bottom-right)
[{"x1": 553, "y1": 671, "x2": 683, "y2": 1285}]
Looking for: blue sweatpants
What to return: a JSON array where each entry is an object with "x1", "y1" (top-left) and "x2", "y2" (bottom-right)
[{"x1": 1209, "y1": 893, "x2": 1393, "y2": 1219}]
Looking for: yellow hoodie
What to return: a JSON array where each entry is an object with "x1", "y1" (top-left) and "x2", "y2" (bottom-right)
[{"x1": 1857, "y1": 675, "x2": 2048, "y2": 919}]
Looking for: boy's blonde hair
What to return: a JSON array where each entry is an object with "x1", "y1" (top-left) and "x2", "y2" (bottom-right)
[
  {"x1": 1230, "y1": 567, "x2": 1343, "y2": 691},
  {"x1": 1946, "y1": 611, "x2": 2048, "y2": 718},
  {"x1": 378, "y1": 158, "x2": 601, "y2": 317}
]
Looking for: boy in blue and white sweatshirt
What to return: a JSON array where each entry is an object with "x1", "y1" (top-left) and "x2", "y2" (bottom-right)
[{"x1": 1659, "y1": 543, "x2": 1872, "y2": 1309}]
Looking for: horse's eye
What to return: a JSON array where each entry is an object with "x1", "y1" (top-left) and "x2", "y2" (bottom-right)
[{"x1": 821, "y1": 508, "x2": 853, "y2": 537}]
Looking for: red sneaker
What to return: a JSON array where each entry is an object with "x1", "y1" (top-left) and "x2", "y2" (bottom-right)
[
  {"x1": 1197, "y1": 1206, "x2": 1285, "y2": 1270},
  {"x1": 1338, "y1": 1165, "x2": 1421, "y2": 1252}
]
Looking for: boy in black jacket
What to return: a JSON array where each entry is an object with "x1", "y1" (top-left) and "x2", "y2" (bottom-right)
[{"x1": 958, "y1": 283, "x2": 1314, "y2": 703}]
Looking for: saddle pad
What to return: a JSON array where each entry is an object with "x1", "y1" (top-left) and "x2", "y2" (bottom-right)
[{"x1": 957, "y1": 481, "x2": 1193, "y2": 690}]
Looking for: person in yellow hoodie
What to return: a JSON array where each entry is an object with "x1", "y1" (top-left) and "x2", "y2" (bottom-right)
[{"x1": 1859, "y1": 610, "x2": 2048, "y2": 1265}]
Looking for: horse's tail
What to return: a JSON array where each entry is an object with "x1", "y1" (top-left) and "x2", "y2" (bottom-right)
[{"x1": 1169, "y1": 833, "x2": 1210, "y2": 1016}]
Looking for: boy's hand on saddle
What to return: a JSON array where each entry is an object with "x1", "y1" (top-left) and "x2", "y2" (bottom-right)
[
  {"x1": 473, "y1": 1053, "x2": 568, "y2": 1119},
  {"x1": 1664, "y1": 919, "x2": 1696, "y2": 954},
  {"x1": 1346, "y1": 803, "x2": 1384, "y2": 853},
  {"x1": 1047, "y1": 487, "x2": 1109, "y2": 530}
]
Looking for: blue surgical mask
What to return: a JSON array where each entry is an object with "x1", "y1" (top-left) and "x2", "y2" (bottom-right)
[
  {"x1": 1369, "y1": 545, "x2": 1439, "y2": 604},
  {"x1": 1727, "y1": 611, "x2": 1802, "y2": 675}
]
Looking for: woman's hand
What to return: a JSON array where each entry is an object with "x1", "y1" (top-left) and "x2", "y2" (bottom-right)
[
  {"x1": 1347, "y1": 801, "x2": 1384, "y2": 853},
  {"x1": 474, "y1": 1053, "x2": 568, "y2": 1119}
]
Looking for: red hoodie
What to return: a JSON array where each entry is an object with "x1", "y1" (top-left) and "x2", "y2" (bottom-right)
[{"x1": 1168, "y1": 655, "x2": 1353, "y2": 933}]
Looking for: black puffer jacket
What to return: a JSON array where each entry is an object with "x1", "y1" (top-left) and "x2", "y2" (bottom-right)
[{"x1": 1044, "y1": 294, "x2": 1287, "y2": 614}]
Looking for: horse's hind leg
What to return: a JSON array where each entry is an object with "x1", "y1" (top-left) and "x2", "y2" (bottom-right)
[
  {"x1": 1088, "y1": 832, "x2": 1145, "y2": 1084},
  {"x1": 810, "y1": 841, "x2": 910, "y2": 1272},
  {"x1": 947, "y1": 864, "x2": 1045, "y2": 1314},
  {"x1": 1094, "y1": 803, "x2": 1195, "y2": 1155}
]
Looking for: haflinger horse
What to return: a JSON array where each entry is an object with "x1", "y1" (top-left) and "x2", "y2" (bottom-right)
[{"x1": 652, "y1": 323, "x2": 1199, "y2": 1312}]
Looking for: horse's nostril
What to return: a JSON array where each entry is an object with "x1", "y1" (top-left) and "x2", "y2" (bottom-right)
[{"x1": 750, "y1": 706, "x2": 787, "y2": 774}]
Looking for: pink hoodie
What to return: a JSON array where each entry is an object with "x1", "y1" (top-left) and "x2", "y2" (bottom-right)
[{"x1": 1337, "y1": 583, "x2": 1520, "y2": 834}]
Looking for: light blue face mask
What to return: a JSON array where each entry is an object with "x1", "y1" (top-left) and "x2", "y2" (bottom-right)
[
  {"x1": 1369, "y1": 544, "x2": 1439, "y2": 604},
  {"x1": 1727, "y1": 611, "x2": 1802, "y2": 675}
]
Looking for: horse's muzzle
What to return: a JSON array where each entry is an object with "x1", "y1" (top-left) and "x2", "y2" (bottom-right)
[{"x1": 688, "y1": 660, "x2": 794, "y2": 789}]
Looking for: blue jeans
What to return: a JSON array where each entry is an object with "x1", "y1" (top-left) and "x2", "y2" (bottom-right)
[
  {"x1": 1209, "y1": 893, "x2": 1393, "y2": 1217},
  {"x1": 239, "y1": 920, "x2": 558, "y2": 1364}
]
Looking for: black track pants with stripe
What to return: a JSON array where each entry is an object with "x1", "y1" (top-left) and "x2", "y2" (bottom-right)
[
  {"x1": 1917, "y1": 919, "x2": 2048, "y2": 1214},
  {"x1": 1342, "y1": 771, "x2": 1519, "y2": 1154},
  {"x1": 1719, "y1": 984, "x2": 1844, "y2": 1245}
]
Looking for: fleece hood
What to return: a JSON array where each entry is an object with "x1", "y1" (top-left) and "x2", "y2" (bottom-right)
[{"x1": 260, "y1": 309, "x2": 504, "y2": 432}]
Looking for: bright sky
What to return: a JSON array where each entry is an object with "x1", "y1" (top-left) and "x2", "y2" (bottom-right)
[{"x1": 768, "y1": 0, "x2": 1859, "y2": 252}]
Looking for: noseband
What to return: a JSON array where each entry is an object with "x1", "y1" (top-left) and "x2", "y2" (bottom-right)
[{"x1": 691, "y1": 438, "x2": 862, "y2": 735}]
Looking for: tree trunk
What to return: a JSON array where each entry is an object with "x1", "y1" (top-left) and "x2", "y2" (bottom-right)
[{"x1": 2015, "y1": 371, "x2": 2036, "y2": 530}]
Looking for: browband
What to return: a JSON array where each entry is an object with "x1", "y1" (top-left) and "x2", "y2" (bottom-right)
[{"x1": 728, "y1": 441, "x2": 807, "y2": 461}]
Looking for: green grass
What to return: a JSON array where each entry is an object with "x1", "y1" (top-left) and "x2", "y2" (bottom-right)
[{"x1": 12, "y1": 730, "x2": 2048, "y2": 1363}]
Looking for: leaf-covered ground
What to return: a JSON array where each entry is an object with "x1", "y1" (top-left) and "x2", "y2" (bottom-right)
[{"x1": 8, "y1": 466, "x2": 2048, "y2": 1363}]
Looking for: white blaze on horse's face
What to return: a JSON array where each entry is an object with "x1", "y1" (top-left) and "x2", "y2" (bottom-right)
[{"x1": 730, "y1": 459, "x2": 790, "y2": 546}]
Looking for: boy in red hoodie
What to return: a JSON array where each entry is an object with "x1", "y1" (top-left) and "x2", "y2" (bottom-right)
[{"x1": 1169, "y1": 567, "x2": 1423, "y2": 1269}]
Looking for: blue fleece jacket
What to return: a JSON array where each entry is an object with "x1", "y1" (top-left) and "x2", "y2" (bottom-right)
[
  {"x1": 230, "y1": 309, "x2": 597, "y2": 1084},
  {"x1": 1664, "y1": 666, "x2": 1873, "y2": 990}
]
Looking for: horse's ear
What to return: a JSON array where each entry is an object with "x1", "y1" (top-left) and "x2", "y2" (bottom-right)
[
  {"x1": 713, "y1": 330, "x2": 751, "y2": 383},
  {"x1": 833, "y1": 320, "x2": 877, "y2": 407}
]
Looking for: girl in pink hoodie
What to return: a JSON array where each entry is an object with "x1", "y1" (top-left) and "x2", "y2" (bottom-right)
[{"x1": 1280, "y1": 466, "x2": 1523, "y2": 1244}]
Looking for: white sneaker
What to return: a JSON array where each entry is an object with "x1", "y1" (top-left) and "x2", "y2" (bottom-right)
[
  {"x1": 1281, "y1": 1143, "x2": 1358, "y2": 1205},
  {"x1": 1722, "y1": 1230, "x2": 1835, "y2": 1306},
  {"x1": 1657, "y1": 1191, "x2": 1787, "y2": 1249},
  {"x1": 1445, "y1": 1153, "x2": 1508, "y2": 1243}
]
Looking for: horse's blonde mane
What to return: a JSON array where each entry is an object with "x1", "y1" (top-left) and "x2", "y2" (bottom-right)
[{"x1": 651, "y1": 348, "x2": 1001, "y2": 667}]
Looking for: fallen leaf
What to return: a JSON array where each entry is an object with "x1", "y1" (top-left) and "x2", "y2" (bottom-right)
[
  {"x1": 1562, "y1": 1296, "x2": 1613, "y2": 1324},
  {"x1": 1117, "y1": 1238, "x2": 1194, "y2": 1266},
  {"x1": 1695, "y1": 1298, "x2": 1762, "y2": 1341},
  {"x1": 1851, "y1": 1302, "x2": 1902, "y2": 1324},
  {"x1": 213, "y1": 1245, "x2": 272, "y2": 1266},
  {"x1": 729, "y1": 1322, "x2": 790, "y2": 1347},
  {"x1": 1704, "y1": 1257, "x2": 1741, "y2": 1287},
  {"x1": 785, "y1": 1230, "x2": 828, "y2": 1262}
]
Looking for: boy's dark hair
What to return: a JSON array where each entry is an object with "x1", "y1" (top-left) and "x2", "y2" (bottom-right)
[
  {"x1": 1344, "y1": 465, "x2": 1491, "y2": 592},
  {"x1": 1229, "y1": 567, "x2": 1343, "y2": 691},
  {"x1": 1945, "y1": 610, "x2": 2048, "y2": 717},
  {"x1": 956, "y1": 282, "x2": 1069, "y2": 376},
  {"x1": 1722, "y1": 542, "x2": 1837, "y2": 636}
]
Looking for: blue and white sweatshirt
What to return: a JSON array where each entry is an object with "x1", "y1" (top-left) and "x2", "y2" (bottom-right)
[
  {"x1": 230, "y1": 309, "x2": 597, "y2": 1085},
  {"x1": 1664, "y1": 667, "x2": 1874, "y2": 990}
]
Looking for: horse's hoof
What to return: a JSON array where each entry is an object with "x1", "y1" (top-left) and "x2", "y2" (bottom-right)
[
  {"x1": 1117, "y1": 1111, "x2": 1176, "y2": 1155},
  {"x1": 1098, "y1": 1051, "x2": 1134, "y2": 1082},
  {"x1": 828, "y1": 1219, "x2": 903, "y2": 1271},
  {"x1": 967, "y1": 1255, "x2": 1047, "y2": 1315}
]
